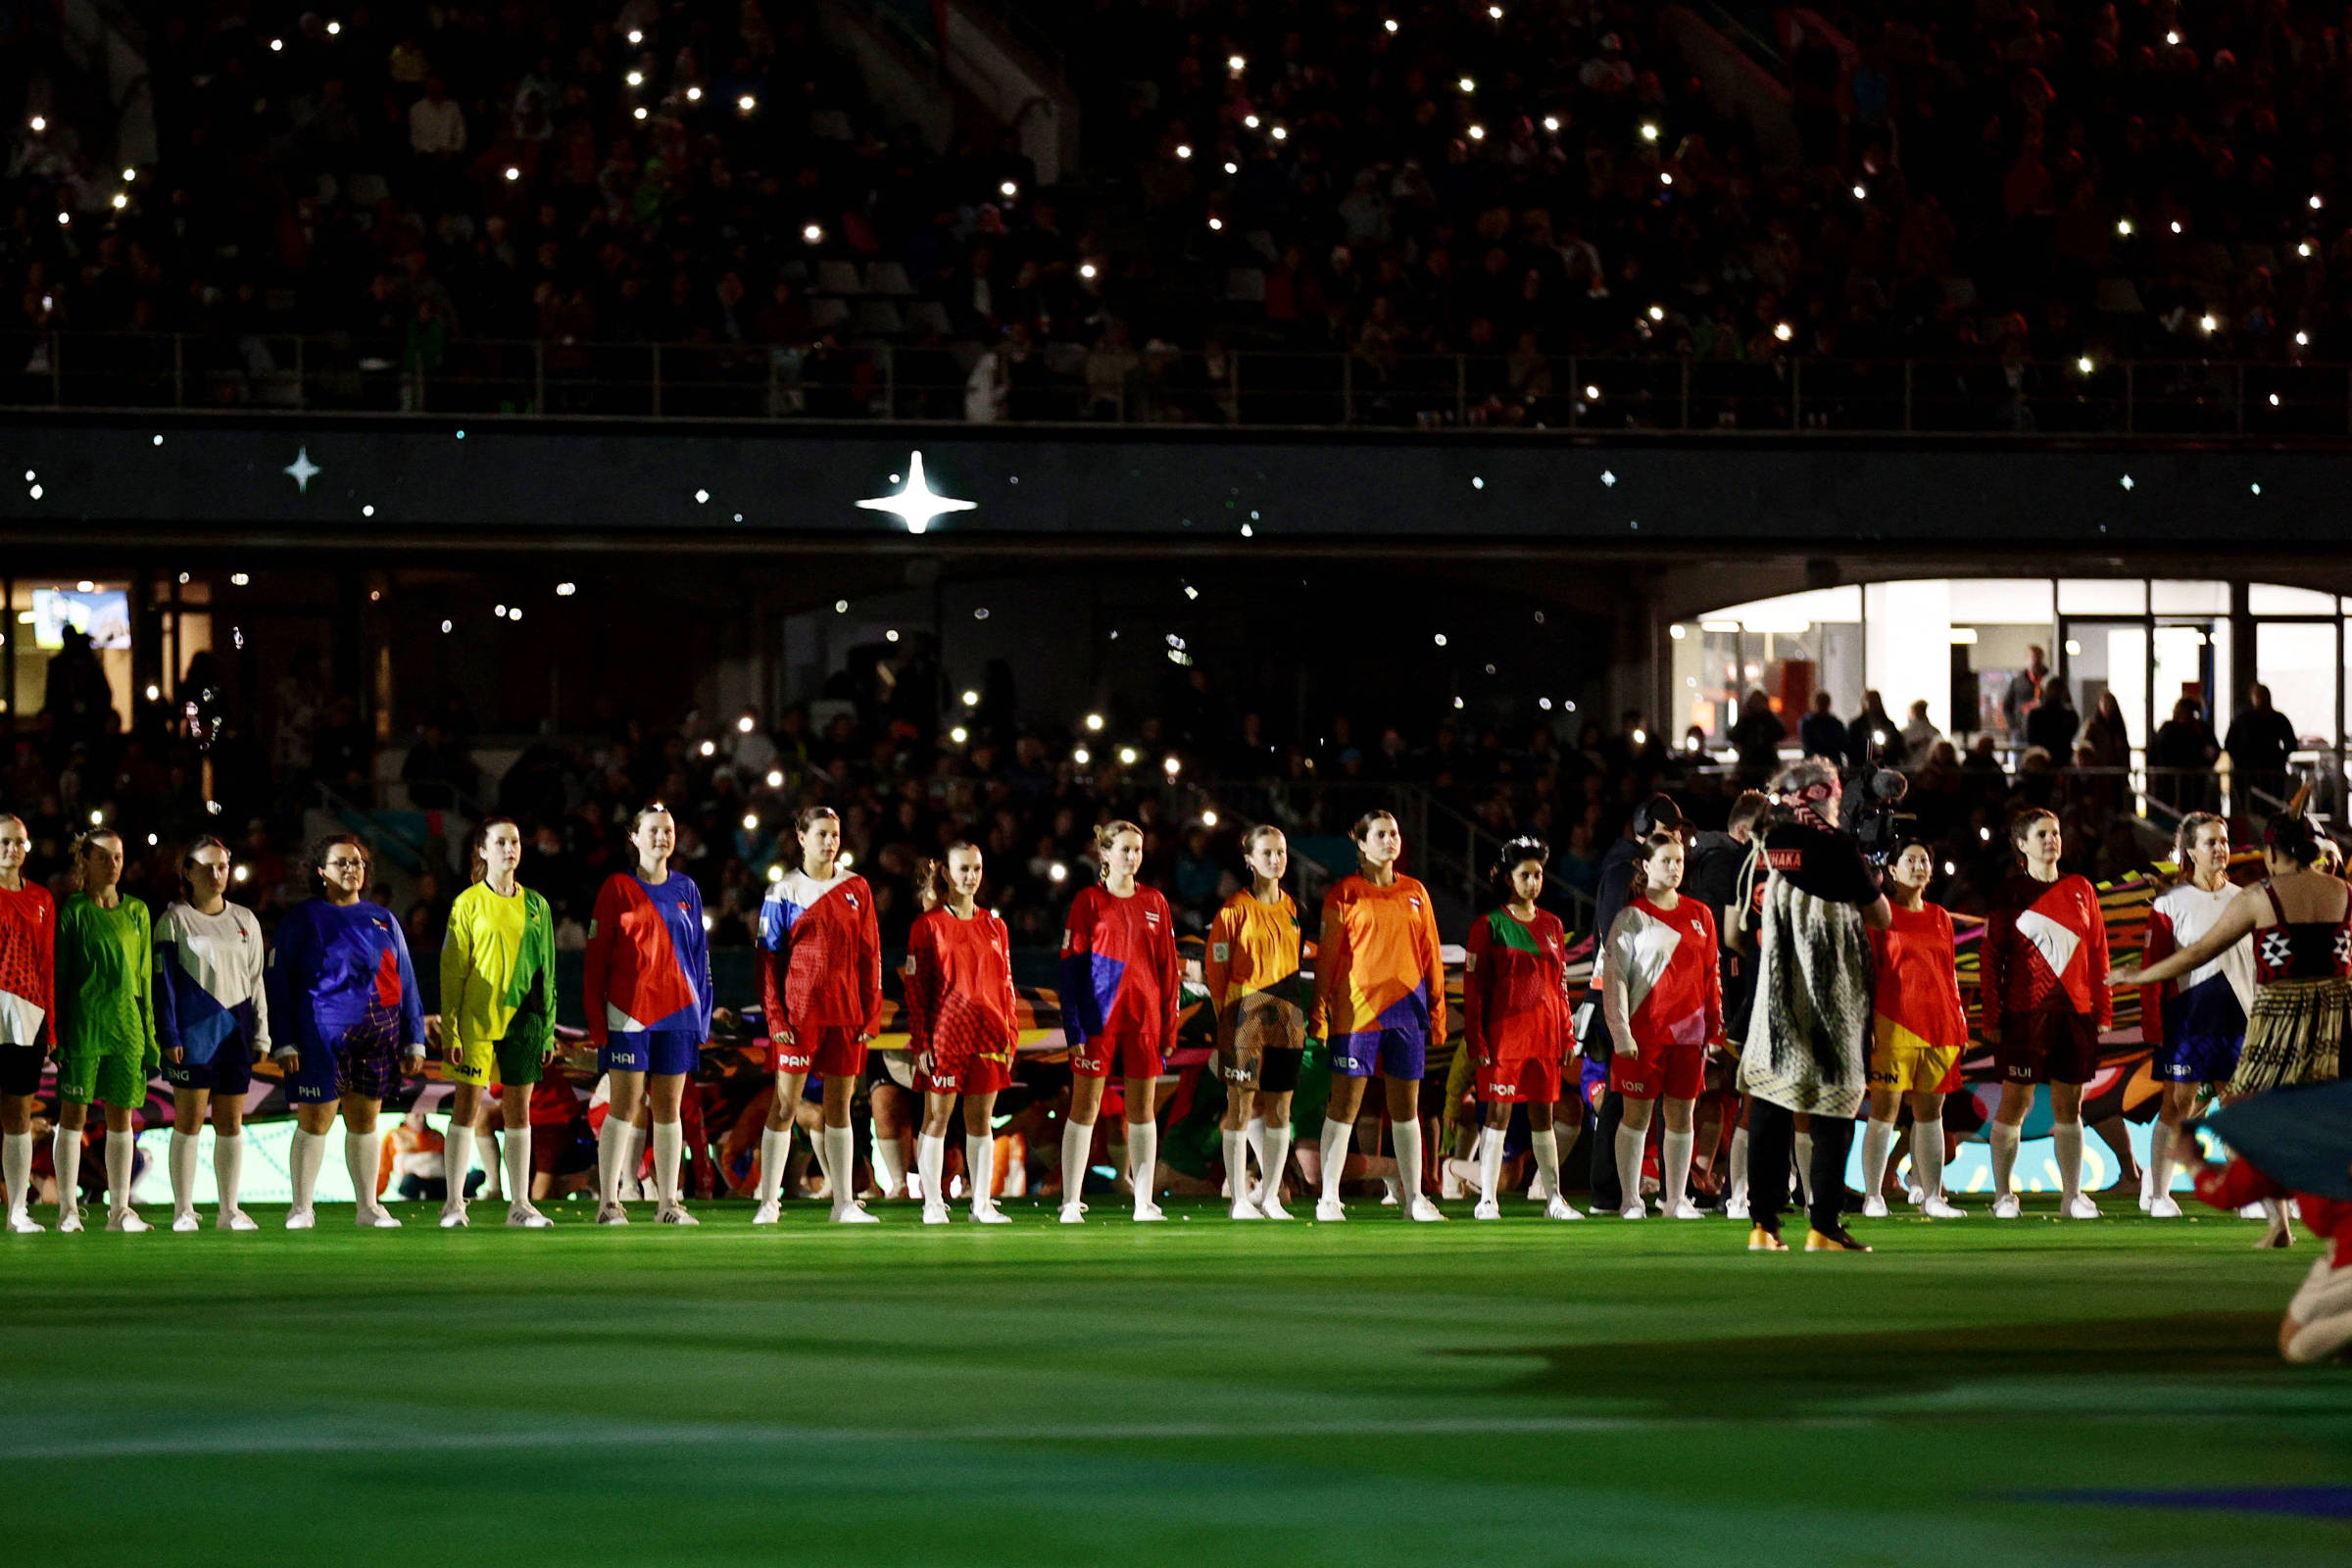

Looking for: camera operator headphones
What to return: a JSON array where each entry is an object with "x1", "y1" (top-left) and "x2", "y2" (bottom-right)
[{"x1": 1632, "y1": 793, "x2": 1688, "y2": 841}]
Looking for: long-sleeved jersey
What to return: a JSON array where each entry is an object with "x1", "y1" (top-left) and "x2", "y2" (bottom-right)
[
  {"x1": 268, "y1": 897, "x2": 425, "y2": 1057},
  {"x1": 1868, "y1": 902, "x2": 1970, "y2": 1052},
  {"x1": 1059, "y1": 883, "x2": 1179, "y2": 1051},
  {"x1": 0, "y1": 882, "x2": 56, "y2": 1050},
  {"x1": 583, "y1": 870, "x2": 712, "y2": 1044},
  {"x1": 1600, "y1": 894, "x2": 1722, "y2": 1053},
  {"x1": 440, "y1": 881, "x2": 557, "y2": 1056},
  {"x1": 154, "y1": 900, "x2": 270, "y2": 1066},
  {"x1": 1980, "y1": 871, "x2": 2112, "y2": 1027},
  {"x1": 1204, "y1": 889, "x2": 1309, "y2": 1043},
  {"x1": 2140, "y1": 881, "x2": 2254, "y2": 1050},
  {"x1": 1307, "y1": 873, "x2": 1446, "y2": 1049},
  {"x1": 904, "y1": 906, "x2": 1019, "y2": 1063},
  {"x1": 757, "y1": 868, "x2": 883, "y2": 1038},
  {"x1": 56, "y1": 893, "x2": 157, "y2": 1064},
  {"x1": 1462, "y1": 906, "x2": 1571, "y2": 1063}
]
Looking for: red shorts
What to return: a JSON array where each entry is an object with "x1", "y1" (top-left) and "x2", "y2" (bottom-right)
[
  {"x1": 1476, "y1": 1054, "x2": 1564, "y2": 1104},
  {"x1": 1609, "y1": 1042, "x2": 1703, "y2": 1102},
  {"x1": 1071, "y1": 1032, "x2": 1163, "y2": 1080},
  {"x1": 775, "y1": 1024, "x2": 867, "y2": 1079},
  {"x1": 919, "y1": 1051, "x2": 1013, "y2": 1096}
]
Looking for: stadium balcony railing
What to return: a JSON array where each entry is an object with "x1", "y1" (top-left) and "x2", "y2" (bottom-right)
[{"x1": 9, "y1": 330, "x2": 2352, "y2": 436}]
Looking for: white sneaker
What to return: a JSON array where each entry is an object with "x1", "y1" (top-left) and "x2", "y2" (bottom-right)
[
  {"x1": 1058, "y1": 1202, "x2": 1087, "y2": 1224},
  {"x1": 359, "y1": 1206, "x2": 402, "y2": 1229},
  {"x1": 1314, "y1": 1197, "x2": 1348, "y2": 1222},
  {"x1": 1923, "y1": 1197, "x2": 1967, "y2": 1219},
  {"x1": 171, "y1": 1211, "x2": 201, "y2": 1233},
  {"x1": 57, "y1": 1207, "x2": 83, "y2": 1233},
  {"x1": 439, "y1": 1205, "x2": 468, "y2": 1229},
  {"x1": 656, "y1": 1205, "x2": 699, "y2": 1225},
  {"x1": 219, "y1": 1208, "x2": 259, "y2": 1232},
  {"x1": 2148, "y1": 1196, "x2": 2182, "y2": 1219},
  {"x1": 595, "y1": 1202, "x2": 629, "y2": 1225},
  {"x1": 1440, "y1": 1159, "x2": 1473, "y2": 1200},
  {"x1": 1991, "y1": 1193, "x2": 2022, "y2": 1219},
  {"x1": 1474, "y1": 1196, "x2": 1501, "y2": 1220},
  {"x1": 1228, "y1": 1199, "x2": 1261, "y2": 1220},
  {"x1": 1619, "y1": 1203, "x2": 1648, "y2": 1220},
  {"x1": 1668, "y1": 1200, "x2": 1705, "y2": 1219},
  {"x1": 505, "y1": 1204, "x2": 553, "y2": 1228},
  {"x1": 1906, "y1": 1183, "x2": 1927, "y2": 1206},
  {"x1": 923, "y1": 1202, "x2": 951, "y2": 1225},
  {"x1": 1545, "y1": 1195, "x2": 1584, "y2": 1220},
  {"x1": 616, "y1": 1177, "x2": 644, "y2": 1202},
  {"x1": 106, "y1": 1209, "x2": 150, "y2": 1233},
  {"x1": 1862, "y1": 1195, "x2": 1889, "y2": 1219},
  {"x1": 1133, "y1": 1201, "x2": 1167, "y2": 1223},
  {"x1": 970, "y1": 1202, "x2": 1012, "y2": 1225},
  {"x1": 2138, "y1": 1165, "x2": 2155, "y2": 1213},
  {"x1": 2066, "y1": 1194, "x2": 2101, "y2": 1220},
  {"x1": 1723, "y1": 1195, "x2": 1749, "y2": 1220},
  {"x1": 1407, "y1": 1197, "x2": 1446, "y2": 1222},
  {"x1": 1258, "y1": 1195, "x2": 1294, "y2": 1220},
  {"x1": 830, "y1": 1202, "x2": 881, "y2": 1225},
  {"x1": 8, "y1": 1209, "x2": 43, "y2": 1233},
  {"x1": 1381, "y1": 1177, "x2": 1402, "y2": 1207},
  {"x1": 1527, "y1": 1171, "x2": 1553, "y2": 1201},
  {"x1": 284, "y1": 1207, "x2": 315, "y2": 1230},
  {"x1": 750, "y1": 1200, "x2": 780, "y2": 1226}
]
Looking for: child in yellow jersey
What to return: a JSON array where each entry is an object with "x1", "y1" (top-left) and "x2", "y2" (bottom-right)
[
  {"x1": 1205, "y1": 826, "x2": 1311, "y2": 1219},
  {"x1": 437, "y1": 818, "x2": 559, "y2": 1227}
]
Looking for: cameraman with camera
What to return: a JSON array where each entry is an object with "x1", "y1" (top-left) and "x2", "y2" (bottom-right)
[{"x1": 1735, "y1": 757, "x2": 1891, "y2": 1251}]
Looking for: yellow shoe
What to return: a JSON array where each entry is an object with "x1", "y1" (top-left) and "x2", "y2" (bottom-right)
[
  {"x1": 1805, "y1": 1226, "x2": 1872, "y2": 1252},
  {"x1": 1746, "y1": 1224, "x2": 1788, "y2": 1252}
]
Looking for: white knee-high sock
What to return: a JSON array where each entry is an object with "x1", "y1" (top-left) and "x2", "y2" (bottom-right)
[
  {"x1": 1261, "y1": 1122, "x2": 1293, "y2": 1203},
  {"x1": 1393, "y1": 1118, "x2": 1424, "y2": 1207},
  {"x1": 478, "y1": 1127, "x2": 504, "y2": 1200},
  {"x1": 52, "y1": 1129, "x2": 81, "y2": 1214},
  {"x1": 1244, "y1": 1115, "x2": 1266, "y2": 1191},
  {"x1": 1990, "y1": 1118, "x2": 2022, "y2": 1198},
  {"x1": 1318, "y1": 1116, "x2": 1352, "y2": 1202},
  {"x1": 1221, "y1": 1127, "x2": 1246, "y2": 1200},
  {"x1": 917, "y1": 1132, "x2": 946, "y2": 1205},
  {"x1": 169, "y1": 1129, "x2": 200, "y2": 1216},
  {"x1": 652, "y1": 1118, "x2": 683, "y2": 1206},
  {"x1": 757, "y1": 1126, "x2": 790, "y2": 1204},
  {"x1": 4, "y1": 1129, "x2": 32, "y2": 1215},
  {"x1": 2149, "y1": 1123, "x2": 2178, "y2": 1202},
  {"x1": 596, "y1": 1113, "x2": 635, "y2": 1206},
  {"x1": 1861, "y1": 1118, "x2": 1896, "y2": 1201},
  {"x1": 500, "y1": 1126, "x2": 530, "y2": 1203},
  {"x1": 1663, "y1": 1128, "x2": 1693, "y2": 1211},
  {"x1": 627, "y1": 1123, "x2": 648, "y2": 1188},
  {"x1": 213, "y1": 1131, "x2": 243, "y2": 1215},
  {"x1": 1914, "y1": 1116, "x2": 1946, "y2": 1200},
  {"x1": 1129, "y1": 1119, "x2": 1159, "y2": 1207},
  {"x1": 2053, "y1": 1121, "x2": 2083, "y2": 1202},
  {"x1": 1060, "y1": 1117, "x2": 1094, "y2": 1204},
  {"x1": 106, "y1": 1130, "x2": 135, "y2": 1216},
  {"x1": 288, "y1": 1127, "x2": 327, "y2": 1212},
  {"x1": 443, "y1": 1124, "x2": 474, "y2": 1206},
  {"x1": 1477, "y1": 1126, "x2": 1506, "y2": 1201},
  {"x1": 823, "y1": 1123, "x2": 857, "y2": 1211},
  {"x1": 345, "y1": 1128, "x2": 382, "y2": 1211},
  {"x1": 873, "y1": 1127, "x2": 907, "y2": 1198},
  {"x1": 1614, "y1": 1122, "x2": 1645, "y2": 1211},
  {"x1": 965, "y1": 1132, "x2": 994, "y2": 1208},
  {"x1": 1794, "y1": 1131, "x2": 1815, "y2": 1206},
  {"x1": 1728, "y1": 1125, "x2": 1750, "y2": 1205},
  {"x1": 1532, "y1": 1124, "x2": 1561, "y2": 1200}
]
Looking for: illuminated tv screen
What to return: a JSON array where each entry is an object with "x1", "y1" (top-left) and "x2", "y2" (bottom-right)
[{"x1": 31, "y1": 587, "x2": 130, "y2": 651}]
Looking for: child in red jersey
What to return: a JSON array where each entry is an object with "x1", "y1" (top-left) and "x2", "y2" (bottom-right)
[
  {"x1": 0, "y1": 814, "x2": 56, "y2": 1233},
  {"x1": 906, "y1": 842, "x2": 1019, "y2": 1225},
  {"x1": 1861, "y1": 840, "x2": 1971, "y2": 1220},
  {"x1": 1058, "y1": 820, "x2": 1178, "y2": 1223},
  {"x1": 753, "y1": 806, "x2": 884, "y2": 1226},
  {"x1": 1600, "y1": 833, "x2": 1722, "y2": 1220},
  {"x1": 1463, "y1": 836, "x2": 1580, "y2": 1221},
  {"x1": 1981, "y1": 808, "x2": 2111, "y2": 1220}
]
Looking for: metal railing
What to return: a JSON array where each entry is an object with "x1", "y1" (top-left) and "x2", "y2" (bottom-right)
[{"x1": 10, "y1": 330, "x2": 2352, "y2": 435}]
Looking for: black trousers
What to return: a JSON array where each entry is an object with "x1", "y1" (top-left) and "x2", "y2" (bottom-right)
[
  {"x1": 1746, "y1": 1100, "x2": 1851, "y2": 1236},
  {"x1": 1588, "y1": 1089, "x2": 1625, "y2": 1209}
]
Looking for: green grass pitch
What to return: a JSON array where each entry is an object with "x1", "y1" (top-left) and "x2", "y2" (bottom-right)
[{"x1": 5, "y1": 1196, "x2": 2348, "y2": 1566}]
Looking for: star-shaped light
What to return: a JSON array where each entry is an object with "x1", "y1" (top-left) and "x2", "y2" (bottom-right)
[
  {"x1": 856, "y1": 450, "x2": 975, "y2": 534},
  {"x1": 284, "y1": 447, "x2": 321, "y2": 493}
]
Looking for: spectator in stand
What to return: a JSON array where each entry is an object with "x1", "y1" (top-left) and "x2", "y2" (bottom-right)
[
  {"x1": 2225, "y1": 683, "x2": 2301, "y2": 809},
  {"x1": 2026, "y1": 677, "x2": 2082, "y2": 764},
  {"x1": 2004, "y1": 648, "x2": 2050, "y2": 737},
  {"x1": 1731, "y1": 691, "x2": 1788, "y2": 785},
  {"x1": 1898, "y1": 701, "x2": 1944, "y2": 771},
  {"x1": 2150, "y1": 696, "x2": 2223, "y2": 815},
  {"x1": 1798, "y1": 692, "x2": 1846, "y2": 764},
  {"x1": 1847, "y1": 691, "x2": 1899, "y2": 769}
]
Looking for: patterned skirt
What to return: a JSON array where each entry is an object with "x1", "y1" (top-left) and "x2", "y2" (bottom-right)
[{"x1": 2232, "y1": 977, "x2": 2350, "y2": 1096}]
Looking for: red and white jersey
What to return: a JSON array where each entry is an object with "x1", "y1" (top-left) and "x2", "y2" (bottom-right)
[
  {"x1": 0, "y1": 882, "x2": 56, "y2": 1049},
  {"x1": 904, "y1": 906, "x2": 1020, "y2": 1064},
  {"x1": 758, "y1": 868, "x2": 885, "y2": 1037},
  {"x1": 1600, "y1": 894, "x2": 1722, "y2": 1052},
  {"x1": 1981, "y1": 872, "x2": 2111, "y2": 1026}
]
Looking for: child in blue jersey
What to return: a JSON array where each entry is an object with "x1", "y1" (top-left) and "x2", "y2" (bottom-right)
[
  {"x1": 154, "y1": 836, "x2": 270, "y2": 1232},
  {"x1": 266, "y1": 835, "x2": 425, "y2": 1230}
]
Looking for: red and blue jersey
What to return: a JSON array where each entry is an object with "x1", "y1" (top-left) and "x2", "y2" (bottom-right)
[
  {"x1": 266, "y1": 897, "x2": 424, "y2": 1056},
  {"x1": 757, "y1": 868, "x2": 884, "y2": 1037},
  {"x1": 1059, "y1": 883, "x2": 1178, "y2": 1053},
  {"x1": 2141, "y1": 882, "x2": 2253, "y2": 1053},
  {"x1": 0, "y1": 882, "x2": 55, "y2": 1050},
  {"x1": 584, "y1": 870, "x2": 712, "y2": 1043}
]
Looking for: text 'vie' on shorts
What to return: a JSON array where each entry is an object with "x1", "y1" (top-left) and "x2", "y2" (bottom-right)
[{"x1": 1328, "y1": 1027, "x2": 1427, "y2": 1082}]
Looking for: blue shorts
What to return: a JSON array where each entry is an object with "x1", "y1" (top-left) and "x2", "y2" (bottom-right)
[
  {"x1": 2157, "y1": 1032, "x2": 2242, "y2": 1085},
  {"x1": 1329, "y1": 1028, "x2": 1427, "y2": 1081},
  {"x1": 601, "y1": 1029, "x2": 701, "y2": 1077},
  {"x1": 284, "y1": 1037, "x2": 401, "y2": 1103},
  {"x1": 165, "y1": 1048, "x2": 253, "y2": 1097}
]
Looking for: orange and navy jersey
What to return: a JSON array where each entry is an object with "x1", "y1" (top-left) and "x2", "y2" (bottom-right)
[
  {"x1": 0, "y1": 882, "x2": 56, "y2": 1050},
  {"x1": 1981, "y1": 871, "x2": 2111, "y2": 1027},
  {"x1": 1868, "y1": 902, "x2": 1970, "y2": 1052},
  {"x1": 1059, "y1": 883, "x2": 1179, "y2": 1051},
  {"x1": 1203, "y1": 891, "x2": 1309, "y2": 1014},
  {"x1": 1601, "y1": 894, "x2": 1721, "y2": 1051},
  {"x1": 757, "y1": 869, "x2": 884, "y2": 1038},
  {"x1": 1308, "y1": 873, "x2": 1446, "y2": 1049},
  {"x1": 1462, "y1": 906, "x2": 1570, "y2": 1063},
  {"x1": 903, "y1": 906, "x2": 1019, "y2": 1064},
  {"x1": 583, "y1": 870, "x2": 712, "y2": 1044}
]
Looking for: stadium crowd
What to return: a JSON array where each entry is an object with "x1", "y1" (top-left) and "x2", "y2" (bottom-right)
[{"x1": 11, "y1": 3, "x2": 2352, "y2": 424}]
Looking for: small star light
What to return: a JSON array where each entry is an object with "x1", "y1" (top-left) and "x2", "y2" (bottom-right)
[
  {"x1": 1599, "y1": 469, "x2": 1617, "y2": 486},
  {"x1": 2120, "y1": 474, "x2": 2134, "y2": 490},
  {"x1": 283, "y1": 447, "x2": 322, "y2": 493},
  {"x1": 857, "y1": 451, "x2": 976, "y2": 534}
]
